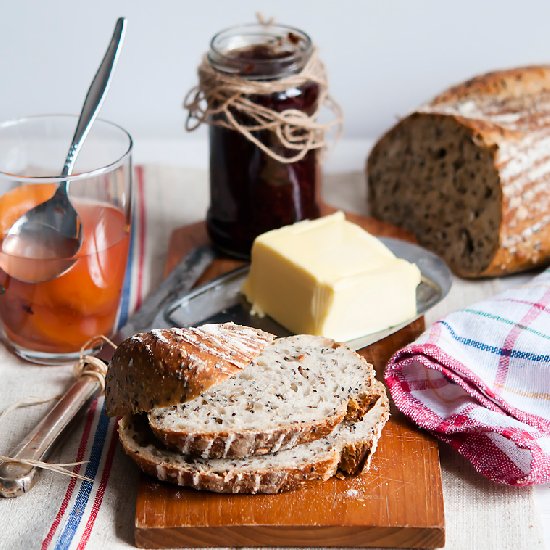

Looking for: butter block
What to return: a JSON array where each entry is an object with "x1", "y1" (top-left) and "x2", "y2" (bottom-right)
[{"x1": 242, "y1": 212, "x2": 421, "y2": 342}]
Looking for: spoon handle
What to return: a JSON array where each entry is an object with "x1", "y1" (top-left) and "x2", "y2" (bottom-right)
[{"x1": 61, "y1": 17, "x2": 127, "y2": 185}]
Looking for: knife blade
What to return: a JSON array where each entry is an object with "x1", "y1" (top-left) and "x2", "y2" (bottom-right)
[{"x1": 0, "y1": 244, "x2": 215, "y2": 497}]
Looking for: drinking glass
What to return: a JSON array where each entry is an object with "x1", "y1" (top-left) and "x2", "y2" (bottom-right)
[{"x1": 0, "y1": 115, "x2": 133, "y2": 364}]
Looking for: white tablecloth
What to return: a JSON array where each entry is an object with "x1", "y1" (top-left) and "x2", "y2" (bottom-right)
[{"x1": 0, "y1": 140, "x2": 547, "y2": 549}]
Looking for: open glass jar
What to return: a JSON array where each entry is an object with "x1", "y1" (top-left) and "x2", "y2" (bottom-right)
[
  {"x1": 204, "y1": 24, "x2": 321, "y2": 258},
  {"x1": 0, "y1": 115, "x2": 133, "y2": 364}
]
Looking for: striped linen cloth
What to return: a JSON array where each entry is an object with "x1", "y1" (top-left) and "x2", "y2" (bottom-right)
[{"x1": 386, "y1": 269, "x2": 550, "y2": 486}]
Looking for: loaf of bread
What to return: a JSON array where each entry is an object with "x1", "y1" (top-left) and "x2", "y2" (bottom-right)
[
  {"x1": 148, "y1": 334, "x2": 381, "y2": 459},
  {"x1": 367, "y1": 65, "x2": 550, "y2": 278},
  {"x1": 105, "y1": 324, "x2": 275, "y2": 417},
  {"x1": 118, "y1": 383, "x2": 389, "y2": 495}
]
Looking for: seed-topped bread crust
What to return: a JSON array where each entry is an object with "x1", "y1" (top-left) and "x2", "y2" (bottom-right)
[
  {"x1": 367, "y1": 65, "x2": 550, "y2": 278},
  {"x1": 105, "y1": 323, "x2": 275, "y2": 417},
  {"x1": 148, "y1": 335, "x2": 381, "y2": 459},
  {"x1": 118, "y1": 382, "x2": 389, "y2": 494}
]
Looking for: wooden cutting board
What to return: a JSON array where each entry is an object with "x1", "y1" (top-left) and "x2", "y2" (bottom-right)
[{"x1": 134, "y1": 207, "x2": 445, "y2": 549}]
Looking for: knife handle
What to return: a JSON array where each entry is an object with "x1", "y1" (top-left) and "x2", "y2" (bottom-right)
[{"x1": 0, "y1": 376, "x2": 100, "y2": 498}]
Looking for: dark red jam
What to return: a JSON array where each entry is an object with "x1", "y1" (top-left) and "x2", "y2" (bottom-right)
[{"x1": 206, "y1": 28, "x2": 320, "y2": 258}]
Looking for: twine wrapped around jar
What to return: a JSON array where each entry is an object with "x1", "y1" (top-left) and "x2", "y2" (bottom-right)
[{"x1": 184, "y1": 47, "x2": 343, "y2": 164}]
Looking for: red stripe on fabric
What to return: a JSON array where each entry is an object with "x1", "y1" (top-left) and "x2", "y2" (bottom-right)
[
  {"x1": 495, "y1": 297, "x2": 550, "y2": 314},
  {"x1": 399, "y1": 379, "x2": 410, "y2": 393},
  {"x1": 495, "y1": 287, "x2": 550, "y2": 386},
  {"x1": 428, "y1": 320, "x2": 443, "y2": 341},
  {"x1": 437, "y1": 413, "x2": 470, "y2": 432},
  {"x1": 41, "y1": 399, "x2": 99, "y2": 550},
  {"x1": 449, "y1": 432, "x2": 529, "y2": 485},
  {"x1": 76, "y1": 425, "x2": 119, "y2": 550},
  {"x1": 134, "y1": 165, "x2": 147, "y2": 311},
  {"x1": 407, "y1": 376, "x2": 448, "y2": 392}
]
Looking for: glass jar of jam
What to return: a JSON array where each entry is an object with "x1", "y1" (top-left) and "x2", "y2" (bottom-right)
[{"x1": 205, "y1": 24, "x2": 321, "y2": 258}]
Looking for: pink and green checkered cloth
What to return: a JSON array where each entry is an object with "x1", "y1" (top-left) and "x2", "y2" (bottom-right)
[{"x1": 386, "y1": 270, "x2": 550, "y2": 486}]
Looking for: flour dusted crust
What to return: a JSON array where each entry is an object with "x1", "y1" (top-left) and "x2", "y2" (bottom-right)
[
  {"x1": 367, "y1": 65, "x2": 550, "y2": 277},
  {"x1": 148, "y1": 335, "x2": 381, "y2": 459},
  {"x1": 118, "y1": 383, "x2": 389, "y2": 494},
  {"x1": 105, "y1": 323, "x2": 275, "y2": 417}
]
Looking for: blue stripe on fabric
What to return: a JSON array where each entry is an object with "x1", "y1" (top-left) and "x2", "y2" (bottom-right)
[
  {"x1": 463, "y1": 308, "x2": 550, "y2": 342},
  {"x1": 53, "y1": 402, "x2": 111, "y2": 550},
  {"x1": 117, "y1": 219, "x2": 136, "y2": 330},
  {"x1": 439, "y1": 321, "x2": 550, "y2": 362}
]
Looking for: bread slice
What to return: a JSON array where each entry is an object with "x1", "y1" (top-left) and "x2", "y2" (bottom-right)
[
  {"x1": 367, "y1": 65, "x2": 550, "y2": 278},
  {"x1": 105, "y1": 323, "x2": 275, "y2": 417},
  {"x1": 147, "y1": 335, "x2": 381, "y2": 459},
  {"x1": 118, "y1": 382, "x2": 389, "y2": 494}
]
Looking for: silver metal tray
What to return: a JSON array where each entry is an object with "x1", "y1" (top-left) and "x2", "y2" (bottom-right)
[{"x1": 163, "y1": 238, "x2": 452, "y2": 350}]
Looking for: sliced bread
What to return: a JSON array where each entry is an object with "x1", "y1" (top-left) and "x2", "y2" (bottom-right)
[
  {"x1": 147, "y1": 334, "x2": 381, "y2": 459},
  {"x1": 105, "y1": 323, "x2": 275, "y2": 417},
  {"x1": 118, "y1": 382, "x2": 389, "y2": 494}
]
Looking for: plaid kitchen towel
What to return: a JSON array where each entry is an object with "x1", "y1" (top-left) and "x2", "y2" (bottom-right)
[{"x1": 385, "y1": 269, "x2": 550, "y2": 486}]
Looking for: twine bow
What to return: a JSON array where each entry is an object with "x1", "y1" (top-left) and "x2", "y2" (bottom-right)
[
  {"x1": 73, "y1": 335, "x2": 116, "y2": 391},
  {"x1": 0, "y1": 335, "x2": 117, "y2": 483}
]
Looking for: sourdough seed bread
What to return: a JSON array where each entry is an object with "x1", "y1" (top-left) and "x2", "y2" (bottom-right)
[
  {"x1": 367, "y1": 65, "x2": 550, "y2": 278},
  {"x1": 105, "y1": 323, "x2": 275, "y2": 417},
  {"x1": 148, "y1": 334, "x2": 381, "y2": 459},
  {"x1": 118, "y1": 382, "x2": 389, "y2": 494}
]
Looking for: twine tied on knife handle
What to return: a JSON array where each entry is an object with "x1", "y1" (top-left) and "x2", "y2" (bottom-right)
[{"x1": 0, "y1": 335, "x2": 117, "y2": 488}]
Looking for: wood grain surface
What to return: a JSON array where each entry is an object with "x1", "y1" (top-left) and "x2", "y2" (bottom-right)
[{"x1": 134, "y1": 208, "x2": 445, "y2": 549}]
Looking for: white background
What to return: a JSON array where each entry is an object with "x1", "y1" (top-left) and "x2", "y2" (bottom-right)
[{"x1": 2, "y1": 0, "x2": 550, "y2": 143}]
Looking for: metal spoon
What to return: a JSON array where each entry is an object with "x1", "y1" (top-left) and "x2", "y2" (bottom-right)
[{"x1": 0, "y1": 17, "x2": 127, "y2": 284}]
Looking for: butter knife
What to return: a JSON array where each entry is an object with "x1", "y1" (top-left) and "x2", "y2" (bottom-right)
[{"x1": 0, "y1": 244, "x2": 215, "y2": 498}]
